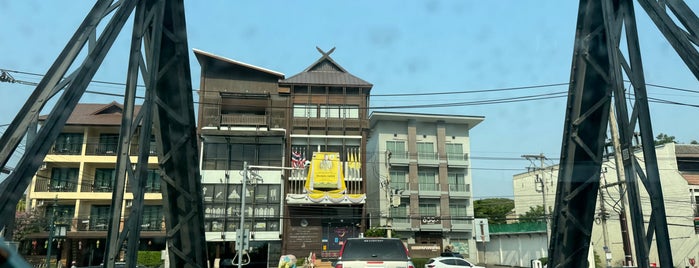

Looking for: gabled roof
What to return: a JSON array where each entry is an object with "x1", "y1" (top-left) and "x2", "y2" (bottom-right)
[
  {"x1": 280, "y1": 47, "x2": 372, "y2": 87},
  {"x1": 39, "y1": 102, "x2": 141, "y2": 126},
  {"x1": 193, "y1": 48, "x2": 285, "y2": 78}
]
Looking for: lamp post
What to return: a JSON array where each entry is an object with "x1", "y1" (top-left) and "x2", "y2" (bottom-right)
[
  {"x1": 45, "y1": 197, "x2": 57, "y2": 268},
  {"x1": 46, "y1": 197, "x2": 68, "y2": 268}
]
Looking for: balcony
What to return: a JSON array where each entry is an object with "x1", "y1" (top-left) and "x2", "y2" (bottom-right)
[
  {"x1": 389, "y1": 151, "x2": 409, "y2": 166},
  {"x1": 85, "y1": 143, "x2": 118, "y2": 156},
  {"x1": 447, "y1": 153, "x2": 469, "y2": 167},
  {"x1": 450, "y1": 218, "x2": 473, "y2": 231},
  {"x1": 221, "y1": 114, "x2": 267, "y2": 127},
  {"x1": 34, "y1": 178, "x2": 77, "y2": 192},
  {"x1": 49, "y1": 145, "x2": 82, "y2": 155},
  {"x1": 76, "y1": 218, "x2": 109, "y2": 231},
  {"x1": 448, "y1": 184, "x2": 471, "y2": 198},
  {"x1": 418, "y1": 183, "x2": 440, "y2": 197},
  {"x1": 417, "y1": 152, "x2": 439, "y2": 166}
]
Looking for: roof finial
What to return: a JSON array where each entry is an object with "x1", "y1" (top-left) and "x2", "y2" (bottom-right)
[{"x1": 315, "y1": 46, "x2": 336, "y2": 57}]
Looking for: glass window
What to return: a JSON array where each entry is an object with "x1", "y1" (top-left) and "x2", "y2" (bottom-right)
[
  {"x1": 448, "y1": 173, "x2": 467, "y2": 192},
  {"x1": 343, "y1": 105, "x2": 359, "y2": 119},
  {"x1": 417, "y1": 142, "x2": 434, "y2": 159},
  {"x1": 145, "y1": 169, "x2": 161, "y2": 193},
  {"x1": 386, "y1": 141, "x2": 406, "y2": 155},
  {"x1": 202, "y1": 143, "x2": 228, "y2": 170},
  {"x1": 90, "y1": 205, "x2": 111, "y2": 230},
  {"x1": 46, "y1": 205, "x2": 74, "y2": 225},
  {"x1": 320, "y1": 105, "x2": 341, "y2": 118},
  {"x1": 53, "y1": 133, "x2": 83, "y2": 154},
  {"x1": 99, "y1": 133, "x2": 119, "y2": 154},
  {"x1": 50, "y1": 167, "x2": 78, "y2": 192},
  {"x1": 450, "y1": 203, "x2": 469, "y2": 224},
  {"x1": 94, "y1": 168, "x2": 115, "y2": 192},
  {"x1": 418, "y1": 171, "x2": 437, "y2": 191},
  {"x1": 446, "y1": 143, "x2": 464, "y2": 160},
  {"x1": 142, "y1": 205, "x2": 163, "y2": 231},
  {"x1": 293, "y1": 104, "x2": 317, "y2": 118},
  {"x1": 390, "y1": 202, "x2": 408, "y2": 223},
  {"x1": 390, "y1": 170, "x2": 407, "y2": 190},
  {"x1": 419, "y1": 201, "x2": 438, "y2": 216}
]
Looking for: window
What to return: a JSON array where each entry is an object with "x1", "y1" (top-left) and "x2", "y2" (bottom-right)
[
  {"x1": 202, "y1": 143, "x2": 228, "y2": 170},
  {"x1": 390, "y1": 202, "x2": 409, "y2": 223},
  {"x1": 145, "y1": 169, "x2": 161, "y2": 193},
  {"x1": 418, "y1": 171, "x2": 437, "y2": 191},
  {"x1": 390, "y1": 170, "x2": 407, "y2": 190},
  {"x1": 53, "y1": 133, "x2": 83, "y2": 154},
  {"x1": 448, "y1": 173, "x2": 468, "y2": 192},
  {"x1": 46, "y1": 205, "x2": 75, "y2": 226},
  {"x1": 320, "y1": 105, "x2": 341, "y2": 118},
  {"x1": 417, "y1": 142, "x2": 435, "y2": 160},
  {"x1": 90, "y1": 205, "x2": 111, "y2": 230},
  {"x1": 419, "y1": 201, "x2": 438, "y2": 216},
  {"x1": 446, "y1": 143, "x2": 464, "y2": 160},
  {"x1": 386, "y1": 141, "x2": 406, "y2": 159},
  {"x1": 99, "y1": 133, "x2": 119, "y2": 154},
  {"x1": 450, "y1": 203, "x2": 470, "y2": 224},
  {"x1": 50, "y1": 168, "x2": 78, "y2": 192},
  {"x1": 293, "y1": 104, "x2": 317, "y2": 118},
  {"x1": 343, "y1": 105, "x2": 359, "y2": 119},
  {"x1": 141, "y1": 205, "x2": 163, "y2": 231},
  {"x1": 94, "y1": 168, "x2": 115, "y2": 192}
]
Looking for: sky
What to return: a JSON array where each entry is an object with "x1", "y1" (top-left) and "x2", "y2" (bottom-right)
[{"x1": 1, "y1": 1, "x2": 698, "y2": 200}]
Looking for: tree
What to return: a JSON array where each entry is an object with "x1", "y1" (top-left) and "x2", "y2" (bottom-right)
[
  {"x1": 13, "y1": 209, "x2": 48, "y2": 243},
  {"x1": 519, "y1": 205, "x2": 545, "y2": 223},
  {"x1": 654, "y1": 133, "x2": 676, "y2": 145},
  {"x1": 473, "y1": 198, "x2": 514, "y2": 224}
]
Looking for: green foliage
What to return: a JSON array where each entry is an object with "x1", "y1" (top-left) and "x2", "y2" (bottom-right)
[
  {"x1": 654, "y1": 133, "x2": 676, "y2": 145},
  {"x1": 519, "y1": 205, "x2": 545, "y2": 223},
  {"x1": 13, "y1": 209, "x2": 48, "y2": 242},
  {"x1": 473, "y1": 198, "x2": 514, "y2": 224},
  {"x1": 364, "y1": 227, "x2": 387, "y2": 237},
  {"x1": 412, "y1": 258, "x2": 429, "y2": 268},
  {"x1": 137, "y1": 251, "x2": 163, "y2": 267},
  {"x1": 594, "y1": 250, "x2": 602, "y2": 268}
]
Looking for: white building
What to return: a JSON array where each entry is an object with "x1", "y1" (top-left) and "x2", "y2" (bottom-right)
[
  {"x1": 513, "y1": 143, "x2": 699, "y2": 267},
  {"x1": 366, "y1": 112, "x2": 484, "y2": 259}
]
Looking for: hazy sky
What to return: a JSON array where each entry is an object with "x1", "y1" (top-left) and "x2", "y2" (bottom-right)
[{"x1": 1, "y1": 1, "x2": 698, "y2": 199}]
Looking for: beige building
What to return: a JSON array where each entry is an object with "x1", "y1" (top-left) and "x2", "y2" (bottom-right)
[
  {"x1": 512, "y1": 143, "x2": 699, "y2": 266},
  {"x1": 24, "y1": 102, "x2": 165, "y2": 267},
  {"x1": 366, "y1": 111, "x2": 484, "y2": 259}
]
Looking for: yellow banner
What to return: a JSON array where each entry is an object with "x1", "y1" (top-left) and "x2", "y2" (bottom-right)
[{"x1": 306, "y1": 152, "x2": 345, "y2": 192}]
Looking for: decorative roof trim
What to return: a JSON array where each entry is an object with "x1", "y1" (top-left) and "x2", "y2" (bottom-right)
[{"x1": 193, "y1": 48, "x2": 285, "y2": 78}]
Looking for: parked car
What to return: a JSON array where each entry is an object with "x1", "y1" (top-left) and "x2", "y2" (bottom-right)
[
  {"x1": 440, "y1": 252, "x2": 465, "y2": 259},
  {"x1": 334, "y1": 237, "x2": 415, "y2": 268},
  {"x1": 424, "y1": 257, "x2": 484, "y2": 268}
]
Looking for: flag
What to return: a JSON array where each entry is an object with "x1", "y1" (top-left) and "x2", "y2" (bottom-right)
[{"x1": 291, "y1": 151, "x2": 306, "y2": 168}]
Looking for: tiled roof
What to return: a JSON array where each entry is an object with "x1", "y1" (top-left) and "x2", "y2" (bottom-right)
[
  {"x1": 681, "y1": 173, "x2": 699, "y2": 185},
  {"x1": 39, "y1": 101, "x2": 140, "y2": 126},
  {"x1": 675, "y1": 144, "x2": 699, "y2": 156},
  {"x1": 280, "y1": 47, "x2": 372, "y2": 87}
]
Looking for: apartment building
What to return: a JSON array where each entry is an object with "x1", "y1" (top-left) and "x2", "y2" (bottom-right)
[
  {"x1": 512, "y1": 143, "x2": 699, "y2": 266},
  {"x1": 366, "y1": 112, "x2": 484, "y2": 259},
  {"x1": 24, "y1": 102, "x2": 164, "y2": 267},
  {"x1": 194, "y1": 49, "x2": 287, "y2": 267}
]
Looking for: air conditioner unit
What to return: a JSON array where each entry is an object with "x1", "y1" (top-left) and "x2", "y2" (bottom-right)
[
  {"x1": 36, "y1": 200, "x2": 45, "y2": 207},
  {"x1": 39, "y1": 163, "x2": 47, "y2": 171},
  {"x1": 126, "y1": 200, "x2": 133, "y2": 208}
]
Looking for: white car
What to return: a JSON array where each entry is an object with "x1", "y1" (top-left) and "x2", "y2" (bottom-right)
[{"x1": 424, "y1": 257, "x2": 485, "y2": 268}]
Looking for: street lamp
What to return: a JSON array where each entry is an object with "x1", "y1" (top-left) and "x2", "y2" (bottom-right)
[{"x1": 46, "y1": 197, "x2": 67, "y2": 268}]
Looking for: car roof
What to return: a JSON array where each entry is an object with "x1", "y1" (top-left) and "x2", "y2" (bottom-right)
[{"x1": 432, "y1": 257, "x2": 466, "y2": 260}]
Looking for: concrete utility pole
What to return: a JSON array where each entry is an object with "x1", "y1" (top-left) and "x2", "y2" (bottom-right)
[
  {"x1": 608, "y1": 106, "x2": 635, "y2": 267},
  {"x1": 523, "y1": 153, "x2": 550, "y2": 252},
  {"x1": 385, "y1": 150, "x2": 392, "y2": 238}
]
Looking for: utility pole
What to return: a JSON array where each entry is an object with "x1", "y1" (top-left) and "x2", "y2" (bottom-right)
[
  {"x1": 237, "y1": 162, "x2": 249, "y2": 268},
  {"x1": 523, "y1": 153, "x2": 550, "y2": 253},
  {"x1": 609, "y1": 106, "x2": 635, "y2": 267},
  {"x1": 598, "y1": 176, "x2": 611, "y2": 268},
  {"x1": 385, "y1": 150, "x2": 392, "y2": 239}
]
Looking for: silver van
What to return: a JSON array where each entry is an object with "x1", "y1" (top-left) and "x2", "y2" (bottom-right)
[{"x1": 334, "y1": 238, "x2": 415, "y2": 268}]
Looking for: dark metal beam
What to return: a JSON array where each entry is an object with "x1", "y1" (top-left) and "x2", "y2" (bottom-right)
[{"x1": 149, "y1": 0, "x2": 208, "y2": 267}]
